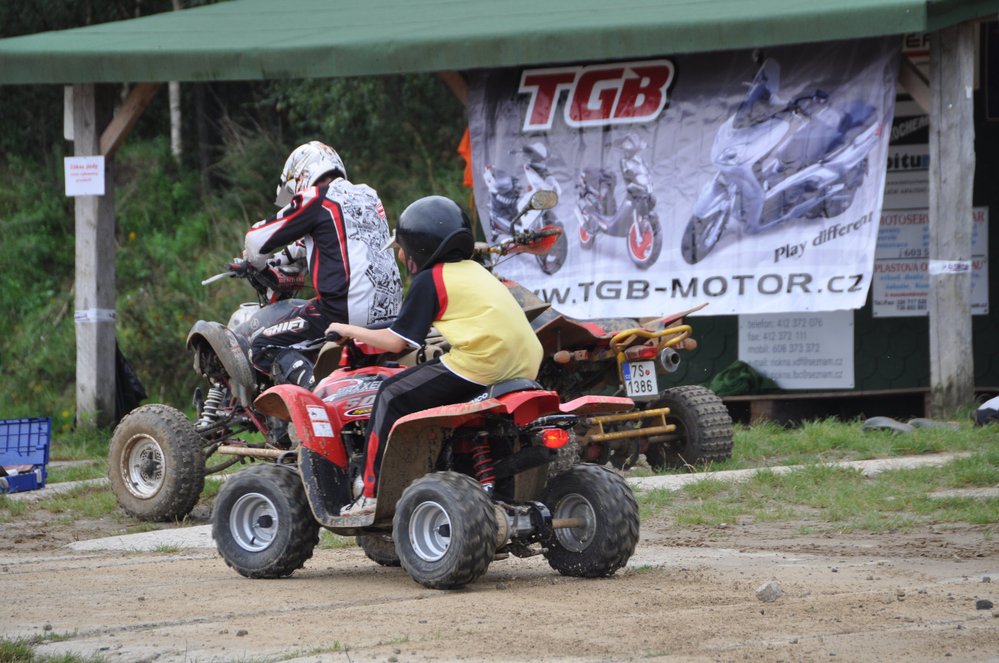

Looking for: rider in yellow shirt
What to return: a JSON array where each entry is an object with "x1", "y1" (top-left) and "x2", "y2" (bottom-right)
[{"x1": 327, "y1": 196, "x2": 543, "y2": 516}]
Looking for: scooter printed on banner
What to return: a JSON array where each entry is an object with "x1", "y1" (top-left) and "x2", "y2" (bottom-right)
[
  {"x1": 682, "y1": 57, "x2": 882, "y2": 264},
  {"x1": 483, "y1": 142, "x2": 568, "y2": 274},
  {"x1": 574, "y1": 133, "x2": 663, "y2": 269}
]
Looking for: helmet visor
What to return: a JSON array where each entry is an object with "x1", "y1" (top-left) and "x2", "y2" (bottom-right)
[
  {"x1": 383, "y1": 232, "x2": 399, "y2": 251},
  {"x1": 274, "y1": 182, "x2": 295, "y2": 208}
]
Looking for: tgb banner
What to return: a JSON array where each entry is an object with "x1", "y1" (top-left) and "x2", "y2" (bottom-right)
[{"x1": 467, "y1": 38, "x2": 900, "y2": 318}]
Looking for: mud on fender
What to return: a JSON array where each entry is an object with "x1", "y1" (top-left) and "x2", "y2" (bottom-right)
[{"x1": 299, "y1": 446, "x2": 352, "y2": 527}]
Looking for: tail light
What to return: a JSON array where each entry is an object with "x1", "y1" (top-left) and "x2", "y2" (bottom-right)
[
  {"x1": 537, "y1": 428, "x2": 569, "y2": 449},
  {"x1": 624, "y1": 345, "x2": 658, "y2": 360}
]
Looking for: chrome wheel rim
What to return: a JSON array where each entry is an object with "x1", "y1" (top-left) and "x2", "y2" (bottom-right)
[
  {"x1": 230, "y1": 492, "x2": 279, "y2": 552},
  {"x1": 553, "y1": 493, "x2": 596, "y2": 552},
  {"x1": 123, "y1": 434, "x2": 165, "y2": 499},
  {"x1": 409, "y1": 500, "x2": 452, "y2": 562}
]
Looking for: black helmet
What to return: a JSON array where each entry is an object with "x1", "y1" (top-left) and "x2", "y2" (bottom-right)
[{"x1": 395, "y1": 196, "x2": 474, "y2": 273}]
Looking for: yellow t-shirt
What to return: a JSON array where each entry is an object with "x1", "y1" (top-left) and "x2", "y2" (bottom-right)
[{"x1": 389, "y1": 260, "x2": 543, "y2": 385}]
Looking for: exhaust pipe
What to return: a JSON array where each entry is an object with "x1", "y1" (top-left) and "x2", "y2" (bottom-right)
[{"x1": 659, "y1": 347, "x2": 681, "y2": 373}]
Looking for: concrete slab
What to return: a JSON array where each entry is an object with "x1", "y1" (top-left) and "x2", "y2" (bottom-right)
[
  {"x1": 67, "y1": 524, "x2": 215, "y2": 552},
  {"x1": 627, "y1": 452, "x2": 971, "y2": 492}
]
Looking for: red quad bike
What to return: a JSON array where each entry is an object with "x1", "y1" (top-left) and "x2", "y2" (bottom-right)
[
  {"x1": 211, "y1": 337, "x2": 640, "y2": 589},
  {"x1": 530, "y1": 304, "x2": 734, "y2": 471},
  {"x1": 475, "y1": 226, "x2": 734, "y2": 472}
]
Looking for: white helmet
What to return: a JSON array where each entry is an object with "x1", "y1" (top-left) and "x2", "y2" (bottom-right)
[{"x1": 274, "y1": 141, "x2": 347, "y2": 207}]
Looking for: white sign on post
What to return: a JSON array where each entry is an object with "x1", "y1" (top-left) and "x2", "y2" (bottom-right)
[
  {"x1": 873, "y1": 207, "x2": 989, "y2": 316},
  {"x1": 739, "y1": 310, "x2": 855, "y2": 389},
  {"x1": 64, "y1": 156, "x2": 105, "y2": 196}
]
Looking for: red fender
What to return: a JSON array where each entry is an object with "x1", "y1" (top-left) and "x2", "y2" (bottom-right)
[
  {"x1": 495, "y1": 390, "x2": 563, "y2": 425},
  {"x1": 560, "y1": 394, "x2": 635, "y2": 416},
  {"x1": 254, "y1": 385, "x2": 348, "y2": 468}
]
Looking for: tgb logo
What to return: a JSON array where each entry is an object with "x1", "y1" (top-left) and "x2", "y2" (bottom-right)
[{"x1": 518, "y1": 59, "x2": 675, "y2": 132}]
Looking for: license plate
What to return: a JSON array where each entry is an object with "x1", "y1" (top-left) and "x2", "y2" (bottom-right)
[{"x1": 623, "y1": 360, "x2": 657, "y2": 398}]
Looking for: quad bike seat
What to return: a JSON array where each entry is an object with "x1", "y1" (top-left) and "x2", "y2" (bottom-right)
[{"x1": 480, "y1": 378, "x2": 545, "y2": 400}]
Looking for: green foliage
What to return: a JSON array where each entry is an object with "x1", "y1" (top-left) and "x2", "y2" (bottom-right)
[
  {"x1": 0, "y1": 64, "x2": 470, "y2": 422},
  {"x1": 263, "y1": 74, "x2": 469, "y2": 217}
]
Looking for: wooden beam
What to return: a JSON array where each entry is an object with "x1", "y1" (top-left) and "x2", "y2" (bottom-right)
[
  {"x1": 898, "y1": 55, "x2": 930, "y2": 114},
  {"x1": 437, "y1": 71, "x2": 468, "y2": 107},
  {"x1": 73, "y1": 83, "x2": 118, "y2": 428},
  {"x1": 99, "y1": 82, "x2": 161, "y2": 158},
  {"x1": 927, "y1": 24, "x2": 976, "y2": 417}
]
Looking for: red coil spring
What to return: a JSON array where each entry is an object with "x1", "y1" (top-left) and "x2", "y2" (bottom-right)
[{"x1": 471, "y1": 438, "x2": 496, "y2": 490}]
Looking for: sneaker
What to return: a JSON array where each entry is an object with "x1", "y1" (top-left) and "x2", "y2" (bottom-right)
[{"x1": 341, "y1": 496, "x2": 377, "y2": 517}]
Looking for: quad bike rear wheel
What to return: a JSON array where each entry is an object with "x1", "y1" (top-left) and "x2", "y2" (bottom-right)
[
  {"x1": 212, "y1": 464, "x2": 320, "y2": 579},
  {"x1": 357, "y1": 533, "x2": 401, "y2": 567},
  {"x1": 393, "y1": 472, "x2": 497, "y2": 589},
  {"x1": 108, "y1": 404, "x2": 206, "y2": 522},
  {"x1": 542, "y1": 463, "x2": 639, "y2": 577},
  {"x1": 643, "y1": 385, "x2": 734, "y2": 470}
]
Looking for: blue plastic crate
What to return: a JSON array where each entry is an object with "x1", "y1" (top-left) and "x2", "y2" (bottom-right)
[{"x1": 0, "y1": 417, "x2": 51, "y2": 494}]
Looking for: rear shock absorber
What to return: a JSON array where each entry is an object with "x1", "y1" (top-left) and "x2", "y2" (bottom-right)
[
  {"x1": 470, "y1": 433, "x2": 496, "y2": 494},
  {"x1": 195, "y1": 384, "x2": 226, "y2": 429}
]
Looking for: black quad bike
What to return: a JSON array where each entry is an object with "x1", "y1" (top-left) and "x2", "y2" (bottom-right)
[{"x1": 108, "y1": 258, "x2": 324, "y2": 522}]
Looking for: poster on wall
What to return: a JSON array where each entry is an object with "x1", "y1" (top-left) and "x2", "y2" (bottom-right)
[
  {"x1": 738, "y1": 310, "x2": 855, "y2": 389},
  {"x1": 468, "y1": 38, "x2": 900, "y2": 318},
  {"x1": 873, "y1": 99, "x2": 990, "y2": 317}
]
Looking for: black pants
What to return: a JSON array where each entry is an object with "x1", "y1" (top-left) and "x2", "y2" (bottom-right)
[
  {"x1": 361, "y1": 358, "x2": 481, "y2": 497},
  {"x1": 248, "y1": 298, "x2": 339, "y2": 388}
]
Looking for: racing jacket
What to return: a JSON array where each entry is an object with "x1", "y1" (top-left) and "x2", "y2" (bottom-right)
[{"x1": 245, "y1": 179, "x2": 402, "y2": 325}]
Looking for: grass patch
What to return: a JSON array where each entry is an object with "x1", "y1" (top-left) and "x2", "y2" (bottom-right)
[
  {"x1": 637, "y1": 449, "x2": 999, "y2": 533},
  {"x1": 36, "y1": 485, "x2": 119, "y2": 519},
  {"x1": 48, "y1": 428, "x2": 113, "y2": 463},
  {"x1": 719, "y1": 417, "x2": 986, "y2": 470},
  {"x1": 0, "y1": 495, "x2": 29, "y2": 522},
  {"x1": 0, "y1": 636, "x2": 104, "y2": 663},
  {"x1": 319, "y1": 531, "x2": 355, "y2": 550},
  {"x1": 46, "y1": 462, "x2": 104, "y2": 484}
]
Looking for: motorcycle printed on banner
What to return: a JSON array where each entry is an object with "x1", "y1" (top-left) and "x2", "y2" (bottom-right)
[
  {"x1": 575, "y1": 133, "x2": 662, "y2": 269},
  {"x1": 467, "y1": 40, "x2": 899, "y2": 318},
  {"x1": 483, "y1": 142, "x2": 568, "y2": 274},
  {"x1": 682, "y1": 58, "x2": 882, "y2": 264}
]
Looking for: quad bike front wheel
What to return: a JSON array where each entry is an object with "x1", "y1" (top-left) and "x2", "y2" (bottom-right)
[
  {"x1": 108, "y1": 404, "x2": 206, "y2": 522},
  {"x1": 542, "y1": 463, "x2": 639, "y2": 577},
  {"x1": 212, "y1": 464, "x2": 320, "y2": 579},
  {"x1": 627, "y1": 213, "x2": 663, "y2": 269},
  {"x1": 393, "y1": 472, "x2": 497, "y2": 589},
  {"x1": 356, "y1": 533, "x2": 401, "y2": 567},
  {"x1": 643, "y1": 385, "x2": 734, "y2": 470}
]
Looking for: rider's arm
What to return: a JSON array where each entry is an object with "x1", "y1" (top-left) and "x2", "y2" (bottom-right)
[
  {"x1": 244, "y1": 187, "x2": 325, "y2": 268},
  {"x1": 325, "y1": 324, "x2": 408, "y2": 353},
  {"x1": 326, "y1": 269, "x2": 441, "y2": 353}
]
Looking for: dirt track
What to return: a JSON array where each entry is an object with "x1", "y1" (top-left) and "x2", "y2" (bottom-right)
[{"x1": 3, "y1": 488, "x2": 999, "y2": 663}]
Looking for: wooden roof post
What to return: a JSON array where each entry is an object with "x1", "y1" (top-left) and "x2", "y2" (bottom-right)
[
  {"x1": 72, "y1": 83, "x2": 117, "y2": 428},
  {"x1": 927, "y1": 24, "x2": 976, "y2": 416}
]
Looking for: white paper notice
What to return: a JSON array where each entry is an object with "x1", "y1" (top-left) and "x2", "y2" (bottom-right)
[
  {"x1": 64, "y1": 156, "x2": 105, "y2": 196},
  {"x1": 739, "y1": 311, "x2": 855, "y2": 389}
]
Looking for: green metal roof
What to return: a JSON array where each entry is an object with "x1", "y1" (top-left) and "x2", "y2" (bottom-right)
[{"x1": 0, "y1": 0, "x2": 996, "y2": 84}]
